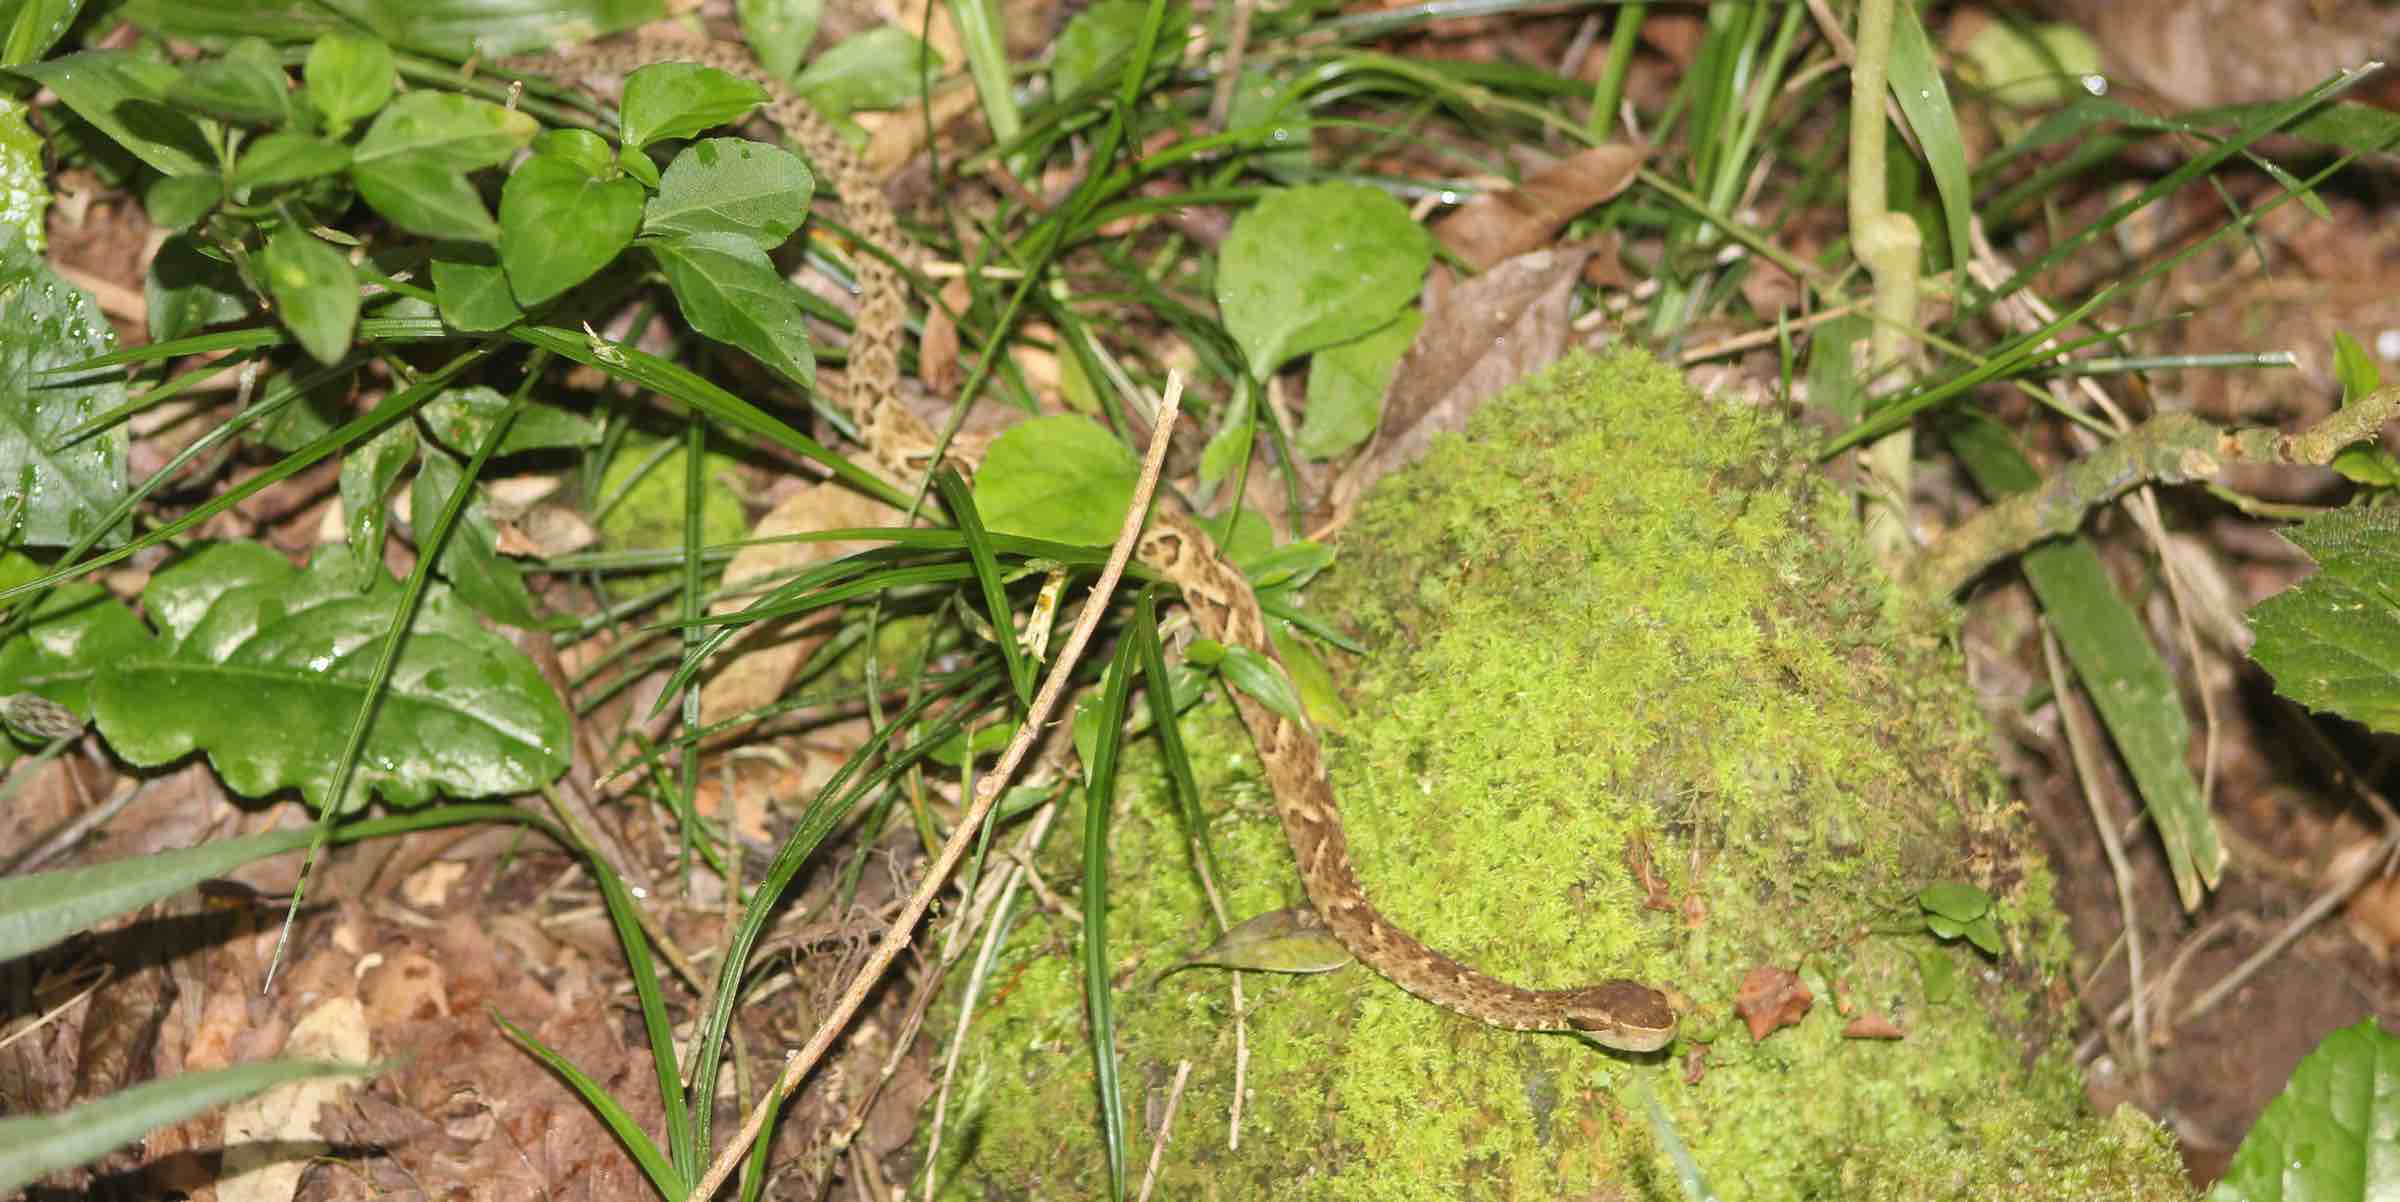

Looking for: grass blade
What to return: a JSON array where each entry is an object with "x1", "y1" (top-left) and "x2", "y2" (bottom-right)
[{"x1": 495, "y1": 1012, "x2": 690, "y2": 1202}]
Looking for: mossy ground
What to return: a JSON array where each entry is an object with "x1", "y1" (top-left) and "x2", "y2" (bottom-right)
[{"x1": 924, "y1": 349, "x2": 2189, "y2": 1199}]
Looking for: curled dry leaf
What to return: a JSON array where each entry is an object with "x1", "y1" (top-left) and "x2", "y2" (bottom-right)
[
  {"x1": 1844, "y1": 1013, "x2": 1907, "y2": 1040},
  {"x1": 1327, "y1": 243, "x2": 1593, "y2": 519},
  {"x1": 1431, "y1": 144, "x2": 1645, "y2": 271},
  {"x1": 699, "y1": 482, "x2": 903, "y2": 727},
  {"x1": 1734, "y1": 964, "x2": 1813, "y2": 1042}
]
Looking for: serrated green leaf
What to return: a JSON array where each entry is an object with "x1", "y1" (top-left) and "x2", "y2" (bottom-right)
[
  {"x1": 2334, "y1": 330, "x2": 2382, "y2": 401},
  {"x1": 0, "y1": 235, "x2": 129, "y2": 548},
  {"x1": 146, "y1": 235, "x2": 249, "y2": 341},
  {"x1": 1300, "y1": 309, "x2": 1419, "y2": 460},
  {"x1": 650, "y1": 233, "x2": 814, "y2": 387},
  {"x1": 262, "y1": 224, "x2": 358, "y2": 366},
  {"x1": 2210, "y1": 1019, "x2": 2400, "y2": 1201},
  {"x1": 429, "y1": 254, "x2": 521, "y2": 332},
  {"x1": 231, "y1": 131, "x2": 350, "y2": 188},
  {"x1": 619, "y1": 61, "x2": 766, "y2": 149},
  {"x1": 12, "y1": 50, "x2": 212, "y2": 177},
  {"x1": 793, "y1": 26, "x2": 940, "y2": 116},
  {"x1": 1218, "y1": 182, "x2": 1430, "y2": 379},
  {"x1": 736, "y1": 0, "x2": 821, "y2": 82},
  {"x1": 302, "y1": 32, "x2": 393, "y2": 137},
  {"x1": 500, "y1": 151, "x2": 643, "y2": 305},
  {"x1": 90, "y1": 543, "x2": 571, "y2": 812},
  {"x1": 351, "y1": 91, "x2": 535, "y2": 242},
  {"x1": 642, "y1": 136, "x2": 811, "y2": 249},
  {"x1": 2251, "y1": 506, "x2": 2400, "y2": 734},
  {"x1": 1052, "y1": 0, "x2": 1154, "y2": 101},
  {"x1": 421, "y1": 385, "x2": 600, "y2": 456},
  {"x1": 0, "y1": 1058, "x2": 372, "y2": 1197},
  {"x1": 971, "y1": 415, "x2": 1139, "y2": 547},
  {"x1": 168, "y1": 37, "x2": 290, "y2": 126}
]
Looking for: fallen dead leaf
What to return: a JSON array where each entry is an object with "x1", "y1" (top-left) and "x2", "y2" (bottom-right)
[
  {"x1": 1733, "y1": 964, "x2": 1813, "y2": 1041},
  {"x1": 1432, "y1": 144, "x2": 1646, "y2": 270},
  {"x1": 700, "y1": 483, "x2": 904, "y2": 727},
  {"x1": 1328, "y1": 243, "x2": 1594, "y2": 519},
  {"x1": 218, "y1": 996, "x2": 371, "y2": 1202},
  {"x1": 1844, "y1": 1013, "x2": 1906, "y2": 1040}
]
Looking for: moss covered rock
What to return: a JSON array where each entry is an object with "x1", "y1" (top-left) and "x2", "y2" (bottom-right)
[{"x1": 926, "y1": 349, "x2": 2189, "y2": 1199}]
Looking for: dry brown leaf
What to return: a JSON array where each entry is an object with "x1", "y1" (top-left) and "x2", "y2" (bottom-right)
[
  {"x1": 218, "y1": 996, "x2": 370, "y2": 1202},
  {"x1": 699, "y1": 483, "x2": 903, "y2": 726},
  {"x1": 1733, "y1": 964, "x2": 1813, "y2": 1041},
  {"x1": 1329, "y1": 244, "x2": 1592, "y2": 518},
  {"x1": 1844, "y1": 1013, "x2": 1907, "y2": 1040},
  {"x1": 1432, "y1": 145, "x2": 1645, "y2": 270}
]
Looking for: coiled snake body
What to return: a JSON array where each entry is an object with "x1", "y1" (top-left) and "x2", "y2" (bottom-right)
[{"x1": 509, "y1": 36, "x2": 1677, "y2": 1051}]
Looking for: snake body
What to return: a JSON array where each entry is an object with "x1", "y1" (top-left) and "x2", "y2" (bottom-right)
[{"x1": 508, "y1": 36, "x2": 1676, "y2": 1050}]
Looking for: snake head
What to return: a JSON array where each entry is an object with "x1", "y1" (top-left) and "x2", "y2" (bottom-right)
[{"x1": 1562, "y1": 980, "x2": 1678, "y2": 1052}]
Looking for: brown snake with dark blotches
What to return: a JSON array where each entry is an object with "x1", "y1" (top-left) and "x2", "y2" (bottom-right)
[{"x1": 506, "y1": 35, "x2": 1677, "y2": 1051}]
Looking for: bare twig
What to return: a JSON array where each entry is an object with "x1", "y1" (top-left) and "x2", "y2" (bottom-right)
[{"x1": 686, "y1": 377, "x2": 1187, "y2": 1202}]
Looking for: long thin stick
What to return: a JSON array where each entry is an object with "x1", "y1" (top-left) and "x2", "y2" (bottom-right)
[{"x1": 686, "y1": 377, "x2": 1187, "y2": 1202}]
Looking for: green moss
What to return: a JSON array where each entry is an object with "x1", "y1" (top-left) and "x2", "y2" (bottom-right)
[{"x1": 927, "y1": 349, "x2": 2189, "y2": 1199}]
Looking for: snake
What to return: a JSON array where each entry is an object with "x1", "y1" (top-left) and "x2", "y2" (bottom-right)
[{"x1": 502, "y1": 35, "x2": 1678, "y2": 1051}]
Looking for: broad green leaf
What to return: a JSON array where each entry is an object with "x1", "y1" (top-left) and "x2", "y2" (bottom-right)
[
  {"x1": 0, "y1": 234, "x2": 129, "y2": 547},
  {"x1": 794, "y1": 26, "x2": 938, "y2": 116},
  {"x1": 251, "y1": 367, "x2": 346, "y2": 454},
  {"x1": 1050, "y1": 0, "x2": 1183, "y2": 101},
  {"x1": 736, "y1": 0, "x2": 821, "y2": 82},
  {"x1": 1172, "y1": 907, "x2": 1352, "y2": 975},
  {"x1": 0, "y1": 581, "x2": 150, "y2": 727},
  {"x1": 0, "y1": 1060, "x2": 370, "y2": 1196},
  {"x1": 2251, "y1": 506, "x2": 2400, "y2": 734},
  {"x1": 642, "y1": 136, "x2": 811, "y2": 249},
  {"x1": 338, "y1": 419, "x2": 413, "y2": 576},
  {"x1": 1299, "y1": 309, "x2": 1419, "y2": 460},
  {"x1": 412, "y1": 444, "x2": 546, "y2": 629},
  {"x1": 117, "y1": 0, "x2": 663, "y2": 58},
  {"x1": 146, "y1": 235, "x2": 249, "y2": 341},
  {"x1": 0, "y1": 826, "x2": 312, "y2": 962},
  {"x1": 618, "y1": 61, "x2": 766, "y2": 149},
  {"x1": 0, "y1": 0, "x2": 80, "y2": 69},
  {"x1": 530, "y1": 126, "x2": 615, "y2": 177},
  {"x1": 0, "y1": 94, "x2": 46, "y2": 251},
  {"x1": 1916, "y1": 882, "x2": 1992, "y2": 923},
  {"x1": 421, "y1": 385, "x2": 600, "y2": 456},
  {"x1": 429, "y1": 255, "x2": 521, "y2": 332},
  {"x1": 972, "y1": 415, "x2": 1138, "y2": 546},
  {"x1": 302, "y1": 32, "x2": 393, "y2": 136},
  {"x1": 1198, "y1": 415, "x2": 1252, "y2": 485},
  {"x1": 2210, "y1": 1019, "x2": 2400, "y2": 1201},
  {"x1": 500, "y1": 150, "x2": 643, "y2": 305},
  {"x1": 351, "y1": 91, "x2": 536, "y2": 242},
  {"x1": 1216, "y1": 642, "x2": 1305, "y2": 724},
  {"x1": 2328, "y1": 333, "x2": 2400, "y2": 486},
  {"x1": 91, "y1": 542, "x2": 572, "y2": 811},
  {"x1": 1218, "y1": 182, "x2": 1431, "y2": 379},
  {"x1": 11, "y1": 50, "x2": 211, "y2": 177},
  {"x1": 649, "y1": 232, "x2": 815, "y2": 388},
  {"x1": 262, "y1": 224, "x2": 358, "y2": 366},
  {"x1": 231, "y1": 131, "x2": 350, "y2": 188},
  {"x1": 142, "y1": 173, "x2": 219, "y2": 230},
  {"x1": 168, "y1": 37, "x2": 290, "y2": 126}
]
